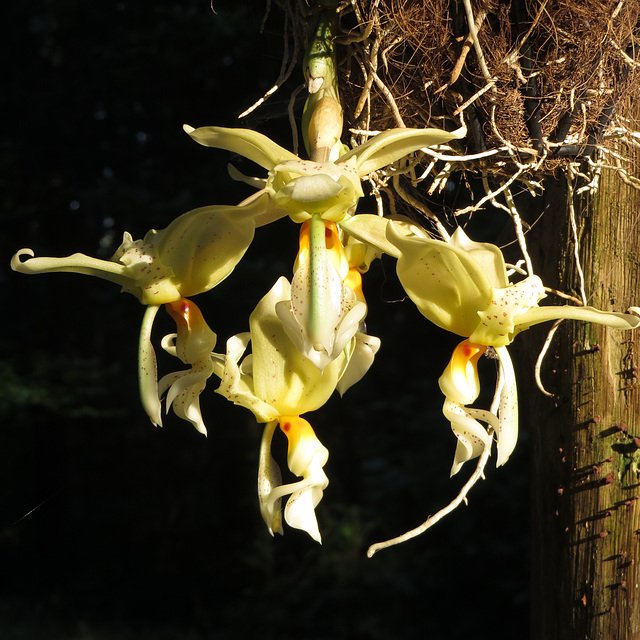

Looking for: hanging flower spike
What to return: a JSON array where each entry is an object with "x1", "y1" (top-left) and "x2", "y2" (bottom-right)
[
  {"x1": 258, "y1": 416, "x2": 329, "y2": 543},
  {"x1": 11, "y1": 197, "x2": 265, "y2": 426},
  {"x1": 158, "y1": 298, "x2": 218, "y2": 435},
  {"x1": 212, "y1": 276, "x2": 349, "y2": 541},
  {"x1": 183, "y1": 124, "x2": 466, "y2": 226},
  {"x1": 379, "y1": 219, "x2": 640, "y2": 473},
  {"x1": 275, "y1": 217, "x2": 367, "y2": 370}
]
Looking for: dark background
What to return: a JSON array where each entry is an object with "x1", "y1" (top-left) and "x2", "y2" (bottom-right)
[{"x1": 1, "y1": 2, "x2": 530, "y2": 638}]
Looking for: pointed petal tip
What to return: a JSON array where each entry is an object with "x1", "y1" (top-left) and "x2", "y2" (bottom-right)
[
  {"x1": 495, "y1": 449, "x2": 512, "y2": 468},
  {"x1": 195, "y1": 424, "x2": 208, "y2": 437},
  {"x1": 183, "y1": 124, "x2": 195, "y2": 134}
]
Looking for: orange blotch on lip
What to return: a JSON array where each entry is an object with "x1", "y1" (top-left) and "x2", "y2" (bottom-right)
[{"x1": 451, "y1": 339, "x2": 487, "y2": 372}]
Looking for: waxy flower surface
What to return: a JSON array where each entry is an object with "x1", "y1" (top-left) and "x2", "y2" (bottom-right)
[
  {"x1": 184, "y1": 124, "x2": 463, "y2": 369},
  {"x1": 11, "y1": 198, "x2": 265, "y2": 426},
  {"x1": 275, "y1": 217, "x2": 367, "y2": 370},
  {"x1": 212, "y1": 276, "x2": 353, "y2": 541},
  {"x1": 342, "y1": 214, "x2": 640, "y2": 474},
  {"x1": 184, "y1": 124, "x2": 465, "y2": 224},
  {"x1": 159, "y1": 298, "x2": 218, "y2": 435}
]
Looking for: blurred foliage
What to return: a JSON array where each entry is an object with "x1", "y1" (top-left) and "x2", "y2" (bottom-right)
[{"x1": 1, "y1": 1, "x2": 530, "y2": 638}]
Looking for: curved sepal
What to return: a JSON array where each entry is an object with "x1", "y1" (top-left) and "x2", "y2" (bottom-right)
[
  {"x1": 338, "y1": 126, "x2": 466, "y2": 177},
  {"x1": 183, "y1": 124, "x2": 298, "y2": 170}
]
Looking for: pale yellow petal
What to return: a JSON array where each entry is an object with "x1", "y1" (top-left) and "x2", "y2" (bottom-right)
[{"x1": 183, "y1": 124, "x2": 297, "y2": 170}]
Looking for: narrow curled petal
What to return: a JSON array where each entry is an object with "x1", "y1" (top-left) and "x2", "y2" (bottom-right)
[
  {"x1": 337, "y1": 330, "x2": 381, "y2": 396},
  {"x1": 158, "y1": 299, "x2": 218, "y2": 435},
  {"x1": 11, "y1": 248, "x2": 130, "y2": 286},
  {"x1": 214, "y1": 332, "x2": 280, "y2": 423},
  {"x1": 138, "y1": 304, "x2": 162, "y2": 427},
  {"x1": 494, "y1": 346, "x2": 518, "y2": 467},
  {"x1": 514, "y1": 304, "x2": 640, "y2": 334},
  {"x1": 443, "y1": 398, "x2": 495, "y2": 476},
  {"x1": 183, "y1": 124, "x2": 298, "y2": 170},
  {"x1": 258, "y1": 421, "x2": 284, "y2": 536},
  {"x1": 227, "y1": 163, "x2": 267, "y2": 190},
  {"x1": 338, "y1": 125, "x2": 466, "y2": 177}
]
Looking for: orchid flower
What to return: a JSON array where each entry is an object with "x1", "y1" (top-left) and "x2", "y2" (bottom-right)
[
  {"x1": 342, "y1": 215, "x2": 640, "y2": 474},
  {"x1": 184, "y1": 123, "x2": 465, "y2": 224},
  {"x1": 184, "y1": 124, "x2": 461, "y2": 366},
  {"x1": 11, "y1": 197, "x2": 266, "y2": 426},
  {"x1": 212, "y1": 276, "x2": 353, "y2": 542}
]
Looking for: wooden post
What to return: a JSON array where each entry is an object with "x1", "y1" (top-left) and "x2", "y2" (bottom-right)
[{"x1": 526, "y1": 107, "x2": 640, "y2": 639}]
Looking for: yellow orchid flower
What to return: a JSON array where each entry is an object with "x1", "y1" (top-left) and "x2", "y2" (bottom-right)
[
  {"x1": 390, "y1": 222, "x2": 640, "y2": 473},
  {"x1": 11, "y1": 198, "x2": 265, "y2": 426},
  {"x1": 183, "y1": 123, "x2": 466, "y2": 224},
  {"x1": 183, "y1": 122, "x2": 463, "y2": 370},
  {"x1": 212, "y1": 276, "x2": 350, "y2": 541},
  {"x1": 343, "y1": 214, "x2": 640, "y2": 474}
]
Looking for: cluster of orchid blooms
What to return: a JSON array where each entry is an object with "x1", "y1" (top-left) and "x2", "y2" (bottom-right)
[{"x1": 12, "y1": 15, "x2": 640, "y2": 549}]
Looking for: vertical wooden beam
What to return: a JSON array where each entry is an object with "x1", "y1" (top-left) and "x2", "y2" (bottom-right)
[{"x1": 527, "y1": 103, "x2": 640, "y2": 639}]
